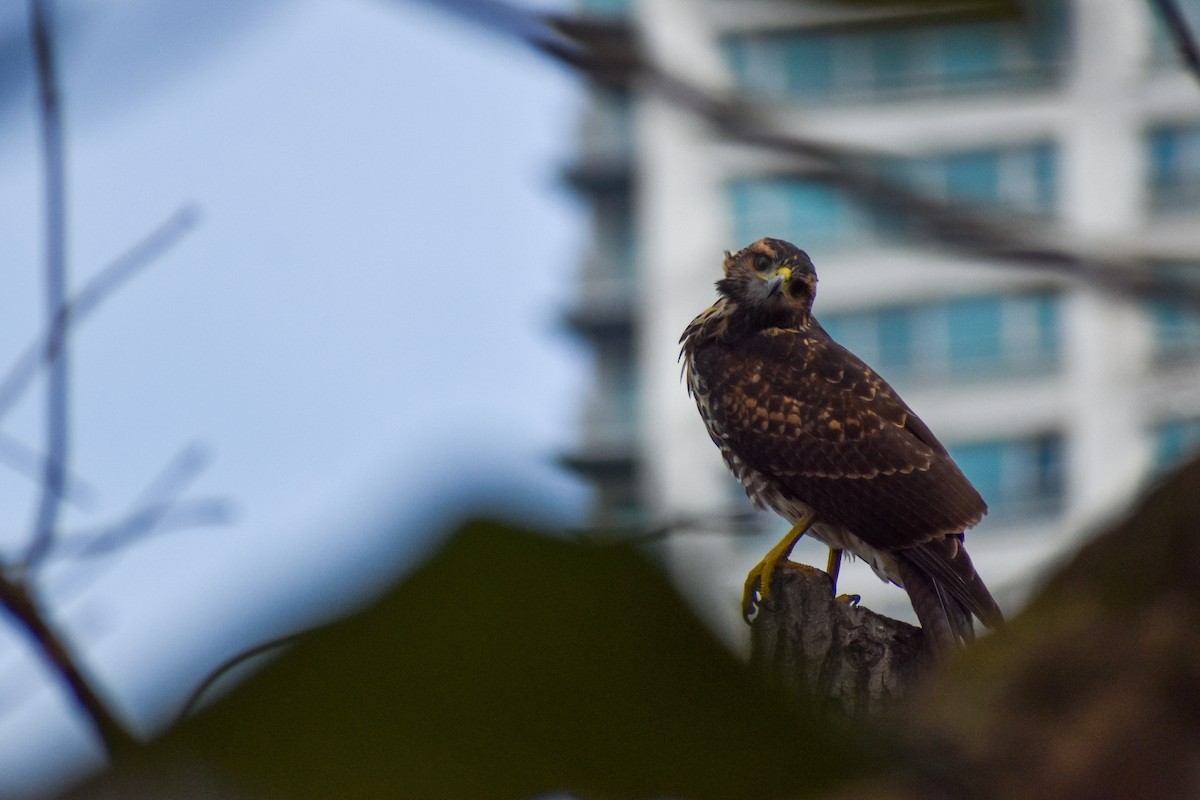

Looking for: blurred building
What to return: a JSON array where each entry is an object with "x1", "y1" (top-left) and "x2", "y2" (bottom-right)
[{"x1": 563, "y1": 0, "x2": 1200, "y2": 643}]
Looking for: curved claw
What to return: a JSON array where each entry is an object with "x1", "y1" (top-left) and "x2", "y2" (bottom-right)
[
  {"x1": 742, "y1": 562, "x2": 765, "y2": 622},
  {"x1": 741, "y1": 510, "x2": 817, "y2": 623},
  {"x1": 739, "y1": 561, "x2": 768, "y2": 623}
]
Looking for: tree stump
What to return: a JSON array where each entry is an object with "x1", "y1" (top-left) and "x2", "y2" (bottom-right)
[{"x1": 749, "y1": 564, "x2": 931, "y2": 720}]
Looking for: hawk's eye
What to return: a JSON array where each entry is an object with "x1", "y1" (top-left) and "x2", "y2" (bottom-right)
[{"x1": 755, "y1": 255, "x2": 772, "y2": 271}]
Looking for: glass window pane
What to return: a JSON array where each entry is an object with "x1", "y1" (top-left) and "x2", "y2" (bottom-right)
[
  {"x1": 898, "y1": 143, "x2": 1055, "y2": 216},
  {"x1": 1158, "y1": 422, "x2": 1188, "y2": 466},
  {"x1": 1035, "y1": 294, "x2": 1060, "y2": 358},
  {"x1": 730, "y1": 181, "x2": 788, "y2": 244},
  {"x1": 940, "y1": 23, "x2": 1004, "y2": 84},
  {"x1": 945, "y1": 151, "x2": 1000, "y2": 203},
  {"x1": 947, "y1": 296, "x2": 1003, "y2": 368},
  {"x1": 821, "y1": 313, "x2": 879, "y2": 366},
  {"x1": 723, "y1": 3, "x2": 1065, "y2": 102},
  {"x1": 1151, "y1": 300, "x2": 1200, "y2": 359},
  {"x1": 1148, "y1": 264, "x2": 1200, "y2": 359},
  {"x1": 949, "y1": 436, "x2": 1064, "y2": 517},
  {"x1": 1030, "y1": 436, "x2": 1065, "y2": 500},
  {"x1": 1032, "y1": 142, "x2": 1057, "y2": 210},
  {"x1": 870, "y1": 30, "x2": 912, "y2": 89},
  {"x1": 1028, "y1": 0, "x2": 1070, "y2": 62},
  {"x1": 1148, "y1": 125, "x2": 1200, "y2": 208},
  {"x1": 1155, "y1": 418, "x2": 1200, "y2": 469},
  {"x1": 786, "y1": 183, "x2": 843, "y2": 241},
  {"x1": 731, "y1": 179, "x2": 861, "y2": 247},
  {"x1": 876, "y1": 308, "x2": 913, "y2": 370},
  {"x1": 1149, "y1": 129, "x2": 1179, "y2": 190},
  {"x1": 822, "y1": 292, "x2": 1060, "y2": 380},
  {"x1": 580, "y1": 0, "x2": 629, "y2": 14},
  {"x1": 949, "y1": 442, "x2": 1004, "y2": 501},
  {"x1": 783, "y1": 37, "x2": 834, "y2": 97}
]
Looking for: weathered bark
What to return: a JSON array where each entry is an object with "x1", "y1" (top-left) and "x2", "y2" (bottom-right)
[{"x1": 749, "y1": 565, "x2": 930, "y2": 720}]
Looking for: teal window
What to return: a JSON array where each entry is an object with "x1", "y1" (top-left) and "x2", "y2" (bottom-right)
[
  {"x1": 949, "y1": 435, "x2": 1064, "y2": 518},
  {"x1": 1152, "y1": 302, "x2": 1200, "y2": 360},
  {"x1": 870, "y1": 30, "x2": 913, "y2": 90},
  {"x1": 1147, "y1": 265, "x2": 1200, "y2": 360},
  {"x1": 947, "y1": 296, "x2": 1004, "y2": 367},
  {"x1": 783, "y1": 37, "x2": 835, "y2": 97},
  {"x1": 730, "y1": 179, "x2": 852, "y2": 246},
  {"x1": 944, "y1": 151, "x2": 1001, "y2": 203},
  {"x1": 876, "y1": 308, "x2": 913, "y2": 371},
  {"x1": 820, "y1": 292, "x2": 1061, "y2": 381},
  {"x1": 1148, "y1": 125, "x2": 1200, "y2": 209},
  {"x1": 733, "y1": 144, "x2": 1056, "y2": 248},
  {"x1": 612, "y1": 357, "x2": 638, "y2": 432},
  {"x1": 723, "y1": 3, "x2": 1067, "y2": 102},
  {"x1": 1154, "y1": 418, "x2": 1200, "y2": 469},
  {"x1": 902, "y1": 142, "x2": 1057, "y2": 214},
  {"x1": 940, "y1": 23, "x2": 1004, "y2": 84},
  {"x1": 579, "y1": 0, "x2": 629, "y2": 15}
]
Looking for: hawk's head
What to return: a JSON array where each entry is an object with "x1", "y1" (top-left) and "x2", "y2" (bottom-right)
[{"x1": 717, "y1": 238, "x2": 818, "y2": 322}]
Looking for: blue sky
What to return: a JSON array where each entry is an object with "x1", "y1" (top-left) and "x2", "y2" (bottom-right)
[{"x1": 0, "y1": 0, "x2": 587, "y2": 793}]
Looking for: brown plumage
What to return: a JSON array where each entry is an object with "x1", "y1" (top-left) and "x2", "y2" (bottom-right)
[{"x1": 680, "y1": 238, "x2": 1002, "y2": 655}]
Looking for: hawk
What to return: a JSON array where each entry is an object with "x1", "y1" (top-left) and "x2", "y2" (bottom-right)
[{"x1": 680, "y1": 238, "x2": 1003, "y2": 654}]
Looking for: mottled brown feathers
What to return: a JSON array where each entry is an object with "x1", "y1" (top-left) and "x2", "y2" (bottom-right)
[
  {"x1": 681, "y1": 238, "x2": 1002, "y2": 650},
  {"x1": 685, "y1": 319, "x2": 984, "y2": 550}
]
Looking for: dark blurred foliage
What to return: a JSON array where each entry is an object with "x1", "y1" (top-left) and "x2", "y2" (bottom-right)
[
  {"x1": 67, "y1": 520, "x2": 872, "y2": 799},
  {"x1": 23, "y1": 0, "x2": 1200, "y2": 796},
  {"x1": 879, "y1": 454, "x2": 1200, "y2": 800},
  {"x1": 69, "y1": 454, "x2": 1200, "y2": 799}
]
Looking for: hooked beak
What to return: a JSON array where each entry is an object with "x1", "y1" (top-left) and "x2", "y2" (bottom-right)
[{"x1": 765, "y1": 266, "x2": 792, "y2": 298}]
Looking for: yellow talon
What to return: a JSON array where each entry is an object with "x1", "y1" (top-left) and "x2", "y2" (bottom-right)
[
  {"x1": 826, "y1": 547, "x2": 843, "y2": 594},
  {"x1": 741, "y1": 509, "x2": 816, "y2": 621}
]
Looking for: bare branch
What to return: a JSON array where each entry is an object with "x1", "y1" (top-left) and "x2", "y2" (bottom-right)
[
  {"x1": 576, "y1": 511, "x2": 769, "y2": 546},
  {"x1": 412, "y1": 1, "x2": 1200, "y2": 309},
  {"x1": 27, "y1": 0, "x2": 70, "y2": 570},
  {"x1": 0, "y1": 204, "x2": 200, "y2": 427},
  {"x1": 27, "y1": 443, "x2": 232, "y2": 565},
  {"x1": 0, "y1": 431, "x2": 96, "y2": 510},
  {"x1": 175, "y1": 632, "x2": 304, "y2": 724},
  {"x1": 0, "y1": 573, "x2": 137, "y2": 757},
  {"x1": 56, "y1": 498, "x2": 233, "y2": 559},
  {"x1": 1151, "y1": 0, "x2": 1200, "y2": 87}
]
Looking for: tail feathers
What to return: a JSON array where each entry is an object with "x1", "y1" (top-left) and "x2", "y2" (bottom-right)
[
  {"x1": 907, "y1": 535, "x2": 1004, "y2": 629},
  {"x1": 896, "y1": 537, "x2": 1003, "y2": 656}
]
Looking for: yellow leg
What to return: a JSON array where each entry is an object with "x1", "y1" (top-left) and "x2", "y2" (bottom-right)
[
  {"x1": 825, "y1": 547, "x2": 842, "y2": 593},
  {"x1": 742, "y1": 509, "x2": 816, "y2": 621},
  {"x1": 825, "y1": 548, "x2": 860, "y2": 605}
]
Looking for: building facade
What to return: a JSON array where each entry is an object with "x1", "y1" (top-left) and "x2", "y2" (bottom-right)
[{"x1": 565, "y1": 0, "x2": 1200, "y2": 643}]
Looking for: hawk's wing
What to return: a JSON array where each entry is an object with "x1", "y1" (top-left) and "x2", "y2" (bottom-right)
[{"x1": 690, "y1": 324, "x2": 986, "y2": 553}]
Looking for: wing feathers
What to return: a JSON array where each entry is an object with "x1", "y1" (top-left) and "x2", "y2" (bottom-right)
[
  {"x1": 688, "y1": 325, "x2": 986, "y2": 553},
  {"x1": 683, "y1": 306, "x2": 1001, "y2": 642}
]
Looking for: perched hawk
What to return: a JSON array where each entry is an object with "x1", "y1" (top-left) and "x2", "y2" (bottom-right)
[{"x1": 680, "y1": 238, "x2": 1003, "y2": 654}]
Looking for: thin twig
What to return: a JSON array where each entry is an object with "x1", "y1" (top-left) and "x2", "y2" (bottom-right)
[
  {"x1": 175, "y1": 632, "x2": 304, "y2": 724},
  {"x1": 0, "y1": 204, "x2": 200, "y2": 427},
  {"x1": 10, "y1": 0, "x2": 140, "y2": 759},
  {"x1": 412, "y1": 1, "x2": 1200, "y2": 308},
  {"x1": 0, "y1": 431, "x2": 96, "y2": 510},
  {"x1": 27, "y1": 443, "x2": 229, "y2": 565},
  {"x1": 1151, "y1": 0, "x2": 1200, "y2": 87},
  {"x1": 573, "y1": 511, "x2": 769, "y2": 546},
  {"x1": 27, "y1": 0, "x2": 69, "y2": 568},
  {"x1": 0, "y1": 573, "x2": 137, "y2": 756},
  {"x1": 57, "y1": 498, "x2": 233, "y2": 558}
]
